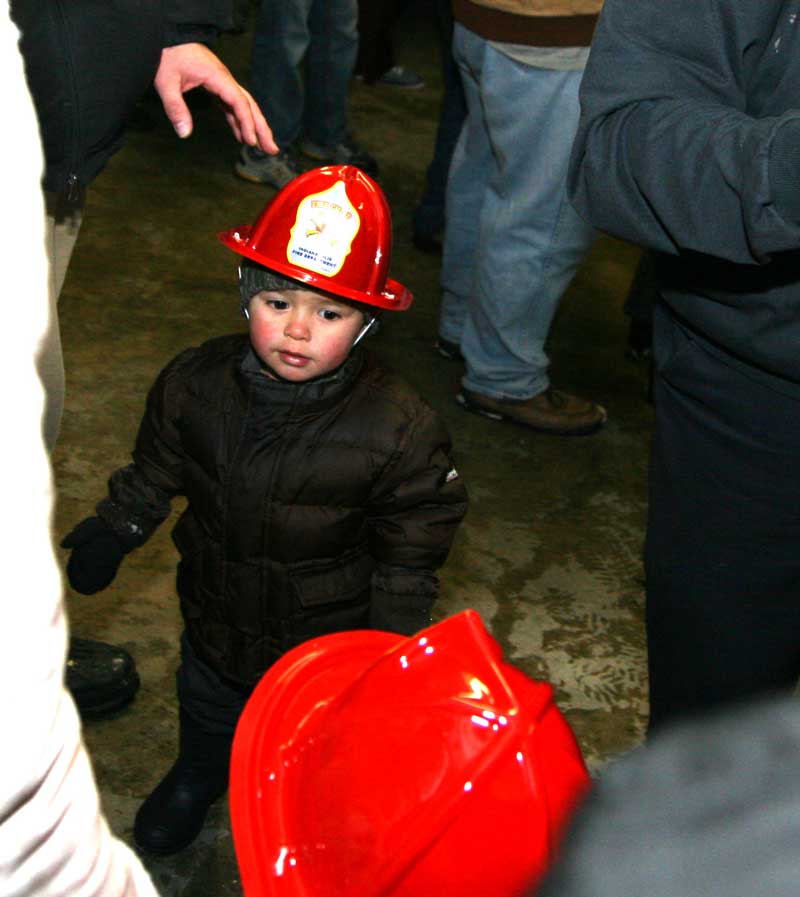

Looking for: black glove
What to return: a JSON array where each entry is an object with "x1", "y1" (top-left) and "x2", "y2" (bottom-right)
[{"x1": 60, "y1": 516, "x2": 127, "y2": 595}]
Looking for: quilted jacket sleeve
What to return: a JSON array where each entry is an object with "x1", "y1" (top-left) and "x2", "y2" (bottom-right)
[
  {"x1": 367, "y1": 407, "x2": 468, "y2": 634},
  {"x1": 96, "y1": 348, "x2": 196, "y2": 546}
]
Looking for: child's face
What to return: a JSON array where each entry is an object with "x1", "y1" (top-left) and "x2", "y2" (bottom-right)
[{"x1": 248, "y1": 288, "x2": 366, "y2": 381}]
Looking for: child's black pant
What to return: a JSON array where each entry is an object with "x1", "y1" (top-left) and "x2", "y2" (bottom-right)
[{"x1": 176, "y1": 631, "x2": 252, "y2": 743}]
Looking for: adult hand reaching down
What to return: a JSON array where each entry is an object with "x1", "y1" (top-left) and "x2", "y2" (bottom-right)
[{"x1": 154, "y1": 43, "x2": 277, "y2": 153}]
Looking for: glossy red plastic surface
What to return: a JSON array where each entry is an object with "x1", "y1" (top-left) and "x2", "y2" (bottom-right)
[
  {"x1": 219, "y1": 165, "x2": 412, "y2": 311},
  {"x1": 230, "y1": 611, "x2": 590, "y2": 897}
]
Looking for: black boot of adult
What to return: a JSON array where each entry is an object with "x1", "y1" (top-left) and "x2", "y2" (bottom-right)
[
  {"x1": 66, "y1": 637, "x2": 140, "y2": 719},
  {"x1": 133, "y1": 709, "x2": 232, "y2": 855}
]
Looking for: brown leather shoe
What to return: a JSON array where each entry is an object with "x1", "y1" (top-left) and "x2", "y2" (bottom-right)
[{"x1": 457, "y1": 386, "x2": 607, "y2": 436}]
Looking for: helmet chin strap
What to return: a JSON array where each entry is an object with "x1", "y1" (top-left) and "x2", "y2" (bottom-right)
[
  {"x1": 239, "y1": 268, "x2": 249, "y2": 320},
  {"x1": 352, "y1": 316, "x2": 376, "y2": 347}
]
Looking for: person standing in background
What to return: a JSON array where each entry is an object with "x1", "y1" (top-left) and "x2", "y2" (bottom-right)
[
  {"x1": 570, "y1": 0, "x2": 800, "y2": 732},
  {"x1": 355, "y1": 0, "x2": 425, "y2": 89},
  {"x1": 411, "y1": 0, "x2": 467, "y2": 254},
  {"x1": 235, "y1": 0, "x2": 379, "y2": 189},
  {"x1": 437, "y1": 0, "x2": 606, "y2": 436}
]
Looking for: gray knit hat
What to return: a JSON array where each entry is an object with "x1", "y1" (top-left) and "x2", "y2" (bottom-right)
[
  {"x1": 237, "y1": 258, "x2": 378, "y2": 345},
  {"x1": 239, "y1": 259, "x2": 302, "y2": 314}
]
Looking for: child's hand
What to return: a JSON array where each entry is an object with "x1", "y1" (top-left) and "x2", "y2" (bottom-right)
[{"x1": 60, "y1": 517, "x2": 126, "y2": 595}]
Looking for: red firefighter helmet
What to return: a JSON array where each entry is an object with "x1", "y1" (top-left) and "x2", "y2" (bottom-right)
[
  {"x1": 218, "y1": 165, "x2": 412, "y2": 311},
  {"x1": 229, "y1": 610, "x2": 591, "y2": 897}
]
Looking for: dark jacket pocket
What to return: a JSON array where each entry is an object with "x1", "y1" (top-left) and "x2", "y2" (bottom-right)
[{"x1": 290, "y1": 547, "x2": 375, "y2": 609}]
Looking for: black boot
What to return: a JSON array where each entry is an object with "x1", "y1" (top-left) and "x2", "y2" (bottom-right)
[
  {"x1": 133, "y1": 710, "x2": 231, "y2": 855},
  {"x1": 66, "y1": 637, "x2": 140, "y2": 719}
]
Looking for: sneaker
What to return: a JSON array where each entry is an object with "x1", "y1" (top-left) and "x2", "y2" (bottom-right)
[
  {"x1": 375, "y1": 65, "x2": 425, "y2": 89},
  {"x1": 66, "y1": 637, "x2": 141, "y2": 719},
  {"x1": 234, "y1": 146, "x2": 302, "y2": 189},
  {"x1": 456, "y1": 386, "x2": 607, "y2": 436},
  {"x1": 299, "y1": 136, "x2": 380, "y2": 179},
  {"x1": 435, "y1": 337, "x2": 463, "y2": 361}
]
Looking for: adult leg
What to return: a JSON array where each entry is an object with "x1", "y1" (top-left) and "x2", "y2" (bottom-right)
[
  {"x1": 298, "y1": 0, "x2": 378, "y2": 174},
  {"x1": 438, "y1": 24, "x2": 492, "y2": 350},
  {"x1": 235, "y1": 0, "x2": 313, "y2": 186},
  {"x1": 413, "y1": 0, "x2": 467, "y2": 250},
  {"x1": 249, "y1": 0, "x2": 313, "y2": 147},
  {"x1": 646, "y1": 302, "x2": 800, "y2": 733},
  {"x1": 303, "y1": 0, "x2": 359, "y2": 149},
  {"x1": 355, "y1": 0, "x2": 398, "y2": 83},
  {"x1": 456, "y1": 36, "x2": 596, "y2": 401}
]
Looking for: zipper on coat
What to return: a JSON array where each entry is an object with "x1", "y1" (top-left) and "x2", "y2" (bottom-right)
[
  {"x1": 66, "y1": 173, "x2": 80, "y2": 202},
  {"x1": 53, "y1": 0, "x2": 82, "y2": 196}
]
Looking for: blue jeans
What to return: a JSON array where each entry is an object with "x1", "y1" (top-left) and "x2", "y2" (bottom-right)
[
  {"x1": 250, "y1": 0, "x2": 358, "y2": 149},
  {"x1": 412, "y1": 0, "x2": 467, "y2": 239},
  {"x1": 440, "y1": 25, "x2": 596, "y2": 399}
]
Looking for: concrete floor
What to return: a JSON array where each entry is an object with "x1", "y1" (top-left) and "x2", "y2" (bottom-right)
[{"x1": 51, "y1": 6, "x2": 652, "y2": 894}]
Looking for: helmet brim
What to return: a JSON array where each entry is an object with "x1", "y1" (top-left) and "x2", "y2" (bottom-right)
[
  {"x1": 230, "y1": 628, "x2": 400, "y2": 897},
  {"x1": 219, "y1": 227, "x2": 413, "y2": 311}
]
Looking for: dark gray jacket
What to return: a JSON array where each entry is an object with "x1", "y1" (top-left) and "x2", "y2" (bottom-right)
[
  {"x1": 96, "y1": 336, "x2": 468, "y2": 688},
  {"x1": 11, "y1": 0, "x2": 232, "y2": 193},
  {"x1": 569, "y1": 0, "x2": 800, "y2": 392},
  {"x1": 539, "y1": 698, "x2": 800, "y2": 897}
]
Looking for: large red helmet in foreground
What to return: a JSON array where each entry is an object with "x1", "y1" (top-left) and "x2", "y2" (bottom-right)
[{"x1": 230, "y1": 610, "x2": 590, "y2": 897}]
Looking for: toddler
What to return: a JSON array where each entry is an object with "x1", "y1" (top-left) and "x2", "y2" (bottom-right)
[{"x1": 61, "y1": 166, "x2": 468, "y2": 855}]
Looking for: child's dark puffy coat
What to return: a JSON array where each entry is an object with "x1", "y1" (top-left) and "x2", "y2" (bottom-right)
[{"x1": 97, "y1": 335, "x2": 468, "y2": 688}]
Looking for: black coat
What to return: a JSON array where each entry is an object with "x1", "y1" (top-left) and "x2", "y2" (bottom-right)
[
  {"x1": 97, "y1": 336, "x2": 469, "y2": 688},
  {"x1": 11, "y1": 0, "x2": 232, "y2": 193}
]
